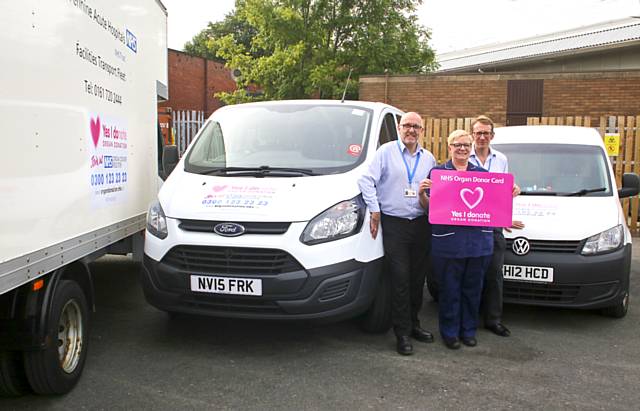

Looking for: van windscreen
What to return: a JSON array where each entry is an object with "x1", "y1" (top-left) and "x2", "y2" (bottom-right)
[
  {"x1": 494, "y1": 144, "x2": 613, "y2": 196},
  {"x1": 184, "y1": 105, "x2": 372, "y2": 176}
]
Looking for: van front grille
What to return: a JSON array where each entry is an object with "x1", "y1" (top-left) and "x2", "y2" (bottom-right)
[
  {"x1": 163, "y1": 246, "x2": 304, "y2": 275},
  {"x1": 506, "y1": 239, "x2": 582, "y2": 254},
  {"x1": 179, "y1": 219, "x2": 290, "y2": 234},
  {"x1": 179, "y1": 295, "x2": 284, "y2": 314},
  {"x1": 319, "y1": 280, "x2": 351, "y2": 302},
  {"x1": 504, "y1": 281, "x2": 580, "y2": 303}
]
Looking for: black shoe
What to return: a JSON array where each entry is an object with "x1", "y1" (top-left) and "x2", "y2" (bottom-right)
[
  {"x1": 396, "y1": 336, "x2": 413, "y2": 355},
  {"x1": 485, "y1": 323, "x2": 511, "y2": 337},
  {"x1": 411, "y1": 326, "x2": 434, "y2": 343},
  {"x1": 461, "y1": 337, "x2": 477, "y2": 347},
  {"x1": 443, "y1": 337, "x2": 461, "y2": 350}
]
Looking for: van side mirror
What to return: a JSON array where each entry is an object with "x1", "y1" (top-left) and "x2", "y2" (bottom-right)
[
  {"x1": 161, "y1": 145, "x2": 179, "y2": 180},
  {"x1": 618, "y1": 173, "x2": 640, "y2": 198}
]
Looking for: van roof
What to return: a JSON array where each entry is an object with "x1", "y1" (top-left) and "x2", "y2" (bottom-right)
[
  {"x1": 493, "y1": 125, "x2": 605, "y2": 147},
  {"x1": 215, "y1": 99, "x2": 398, "y2": 113}
]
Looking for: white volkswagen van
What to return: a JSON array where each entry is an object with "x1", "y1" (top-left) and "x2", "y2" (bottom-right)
[
  {"x1": 492, "y1": 126, "x2": 639, "y2": 317},
  {"x1": 142, "y1": 100, "x2": 405, "y2": 331}
]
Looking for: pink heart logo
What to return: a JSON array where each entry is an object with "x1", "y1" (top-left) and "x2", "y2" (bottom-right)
[
  {"x1": 212, "y1": 185, "x2": 228, "y2": 192},
  {"x1": 90, "y1": 117, "x2": 101, "y2": 148},
  {"x1": 460, "y1": 187, "x2": 484, "y2": 209}
]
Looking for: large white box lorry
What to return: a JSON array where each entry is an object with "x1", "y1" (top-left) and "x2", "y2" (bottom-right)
[{"x1": 0, "y1": 0, "x2": 168, "y2": 395}]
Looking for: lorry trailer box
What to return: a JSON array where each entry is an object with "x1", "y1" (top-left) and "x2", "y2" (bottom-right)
[{"x1": 0, "y1": 0, "x2": 168, "y2": 395}]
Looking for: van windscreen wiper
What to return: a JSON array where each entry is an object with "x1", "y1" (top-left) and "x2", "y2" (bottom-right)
[
  {"x1": 519, "y1": 190, "x2": 559, "y2": 196},
  {"x1": 199, "y1": 166, "x2": 317, "y2": 176},
  {"x1": 566, "y1": 187, "x2": 606, "y2": 197}
]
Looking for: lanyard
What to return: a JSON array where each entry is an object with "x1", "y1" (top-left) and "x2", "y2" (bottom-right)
[
  {"x1": 484, "y1": 155, "x2": 493, "y2": 171},
  {"x1": 397, "y1": 141, "x2": 421, "y2": 185},
  {"x1": 473, "y1": 153, "x2": 493, "y2": 171}
]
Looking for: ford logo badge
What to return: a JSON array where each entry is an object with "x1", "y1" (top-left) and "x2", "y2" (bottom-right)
[{"x1": 213, "y1": 222, "x2": 246, "y2": 237}]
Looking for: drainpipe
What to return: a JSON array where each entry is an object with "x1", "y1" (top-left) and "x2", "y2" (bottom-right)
[
  {"x1": 384, "y1": 69, "x2": 389, "y2": 104},
  {"x1": 204, "y1": 57, "x2": 209, "y2": 116}
]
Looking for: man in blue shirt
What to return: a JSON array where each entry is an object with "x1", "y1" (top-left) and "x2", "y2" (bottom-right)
[
  {"x1": 469, "y1": 115, "x2": 523, "y2": 337},
  {"x1": 358, "y1": 112, "x2": 437, "y2": 355}
]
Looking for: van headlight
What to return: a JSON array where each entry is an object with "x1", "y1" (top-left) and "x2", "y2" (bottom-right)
[
  {"x1": 300, "y1": 196, "x2": 365, "y2": 245},
  {"x1": 581, "y1": 225, "x2": 623, "y2": 255},
  {"x1": 147, "y1": 201, "x2": 168, "y2": 239}
]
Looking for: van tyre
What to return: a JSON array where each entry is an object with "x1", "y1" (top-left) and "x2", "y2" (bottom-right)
[
  {"x1": 360, "y1": 271, "x2": 392, "y2": 333},
  {"x1": 24, "y1": 280, "x2": 90, "y2": 395},
  {"x1": 0, "y1": 350, "x2": 30, "y2": 397},
  {"x1": 601, "y1": 291, "x2": 629, "y2": 318}
]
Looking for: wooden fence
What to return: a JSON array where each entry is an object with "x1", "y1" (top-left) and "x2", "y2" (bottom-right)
[{"x1": 419, "y1": 115, "x2": 640, "y2": 235}]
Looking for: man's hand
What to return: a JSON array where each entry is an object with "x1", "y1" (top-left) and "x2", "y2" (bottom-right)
[
  {"x1": 419, "y1": 178, "x2": 432, "y2": 194},
  {"x1": 369, "y1": 211, "x2": 381, "y2": 239},
  {"x1": 512, "y1": 184, "x2": 521, "y2": 197},
  {"x1": 505, "y1": 220, "x2": 525, "y2": 233}
]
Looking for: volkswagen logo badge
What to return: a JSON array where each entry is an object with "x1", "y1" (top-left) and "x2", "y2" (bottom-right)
[
  {"x1": 512, "y1": 237, "x2": 530, "y2": 256},
  {"x1": 213, "y1": 222, "x2": 246, "y2": 237}
]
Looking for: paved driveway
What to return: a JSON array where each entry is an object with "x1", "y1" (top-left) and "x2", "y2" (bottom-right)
[{"x1": 3, "y1": 241, "x2": 640, "y2": 410}]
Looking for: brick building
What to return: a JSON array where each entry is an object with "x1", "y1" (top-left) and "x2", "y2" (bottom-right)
[
  {"x1": 359, "y1": 18, "x2": 640, "y2": 125},
  {"x1": 359, "y1": 71, "x2": 640, "y2": 126},
  {"x1": 158, "y1": 49, "x2": 237, "y2": 117}
]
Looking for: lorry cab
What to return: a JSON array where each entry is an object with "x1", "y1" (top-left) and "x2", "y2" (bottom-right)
[
  {"x1": 492, "y1": 125, "x2": 640, "y2": 317},
  {"x1": 142, "y1": 100, "x2": 404, "y2": 331}
]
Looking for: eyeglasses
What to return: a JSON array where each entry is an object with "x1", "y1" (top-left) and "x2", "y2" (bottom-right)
[
  {"x1": 450, "y1": 143, "x2": 471, "y2": 149},
  {"x1": 472, "y1": 131, "x2": 493, "y2": 137},
  {"x1": 401, "y1": 123, "x2": 423, "y2": 131}
]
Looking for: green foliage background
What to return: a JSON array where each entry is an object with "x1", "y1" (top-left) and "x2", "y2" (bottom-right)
[{"x1": 183, "y1": 0, "x2": 436, "y2": 103}]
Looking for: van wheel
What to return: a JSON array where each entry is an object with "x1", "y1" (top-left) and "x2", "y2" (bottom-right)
[
  {"x1": 601, "y1": 292, "x2": 629, "y2": 318},
  {"x1": 0, "y1": 350, "x2": 30, "y2": 397},
  {"x1": 24, "y1": 280, "x2": 90, "y2": 395},
  {"x1": 360, "y1": 271, "x2": 392, "y2": 334}
]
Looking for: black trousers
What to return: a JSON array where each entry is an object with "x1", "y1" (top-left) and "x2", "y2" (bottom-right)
[
  {"x1": 481, "y1": 229, "x2": 506, "y2": 326},
  {"x1": 380, "y1": 214, "x2": 431, "y2": 337}
]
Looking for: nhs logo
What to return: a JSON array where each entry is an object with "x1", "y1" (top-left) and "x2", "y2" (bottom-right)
[
  {"x1": 126, "y1": 29, "x2": 137, "y2": 53},
  {"x1": 104, "y1": 156, "x2": 113, "y2": 168}
]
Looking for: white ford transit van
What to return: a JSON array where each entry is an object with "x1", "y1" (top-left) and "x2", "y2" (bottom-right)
[
  {"x1": 142, "y1": 100, "x2": 405, "y2": 331},
  {"x1": 492, "y1": 125, "x2": 639, "y2": 317}
]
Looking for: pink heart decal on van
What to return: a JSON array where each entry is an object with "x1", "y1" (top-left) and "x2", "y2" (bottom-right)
[{"x1": 90, "y1": 116, "x2": 101, "y2": 147}]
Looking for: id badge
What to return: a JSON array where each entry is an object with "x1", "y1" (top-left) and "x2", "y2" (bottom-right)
[{"x1": 404, "y1": 188, "x2": 417, "y2": 198}]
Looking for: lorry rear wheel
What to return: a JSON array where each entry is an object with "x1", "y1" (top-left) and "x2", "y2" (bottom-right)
[
  {"x1": 24, "y1": 280, "x2": 89, "y2": 395},
  {"x1": 359, "y1": 271, "x2": 392, "y2": 334},
  {"x1": 601, "y1": 291, "x2": 629, "y2": 318},
  {"x1": 0, "y1": 350, "x2": 30, "y2": 397}
]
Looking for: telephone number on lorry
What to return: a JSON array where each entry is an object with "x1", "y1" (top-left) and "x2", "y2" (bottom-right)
[{"x1": 91, "y1": 171, "x2": 127, "y2": 186}]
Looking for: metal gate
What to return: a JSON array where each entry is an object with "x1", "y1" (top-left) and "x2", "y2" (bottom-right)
[{"x1": 172, "y1": 110, "x2": 205, "y2": 156}]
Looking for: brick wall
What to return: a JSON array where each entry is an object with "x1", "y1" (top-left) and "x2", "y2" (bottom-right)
[
  {"x1": 158, "y1": 49, "x2": 237, "y2": 117},
  {"x1": 544, "y1": 75, "x2": 640, "y2": 118},
  {"x1": 359, "y1": 71, "x2": 640, "y2": 123}
]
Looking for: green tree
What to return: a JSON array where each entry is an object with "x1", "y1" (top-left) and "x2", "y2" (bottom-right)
[
  {"x1": 183, "y1": 1, "x2": 263, "y2": 61},
  {"x1": 190, "y1": 0, "x2": 436, "y2": 102}
]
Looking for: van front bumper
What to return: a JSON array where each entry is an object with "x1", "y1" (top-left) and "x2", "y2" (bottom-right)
[
  {"x1": 140, "y1": 249, "x2": 383, "y2": 321},
  {"x1": 503, "y1": 243, "x2": 631, "y2": 309}
]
